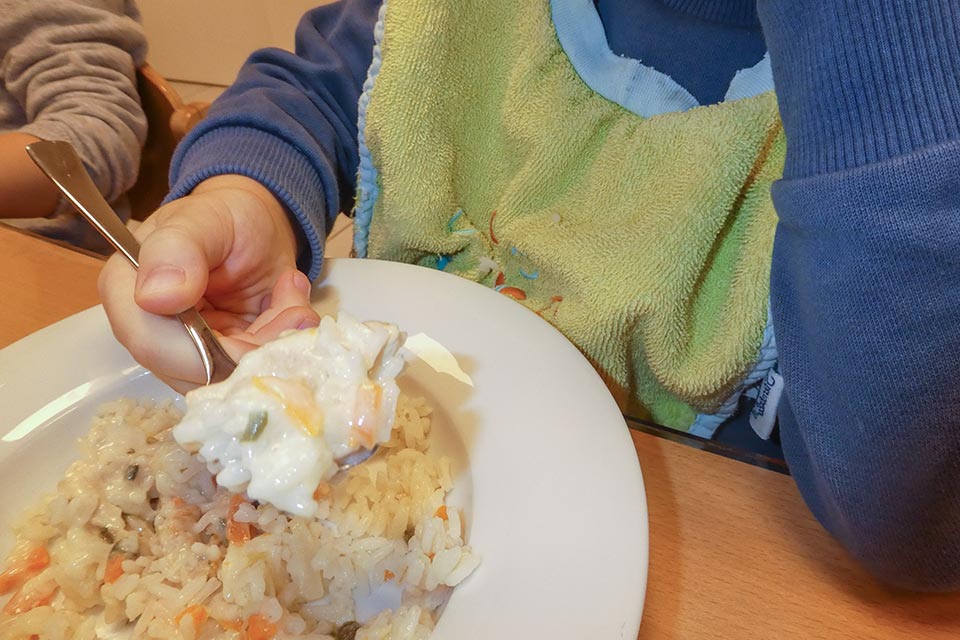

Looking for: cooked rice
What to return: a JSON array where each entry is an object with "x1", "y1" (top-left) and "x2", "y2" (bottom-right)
[{"x1": 0, "y1": 395, "x2": 478, "y2": 639}]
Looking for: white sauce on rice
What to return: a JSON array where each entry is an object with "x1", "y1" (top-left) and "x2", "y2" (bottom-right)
[
  {"x1": 174, "y1": 313, "x2": 406, "y2": 516},
  {"x1": 0, "y1": 396, "x2": 479, "y2": 639}
]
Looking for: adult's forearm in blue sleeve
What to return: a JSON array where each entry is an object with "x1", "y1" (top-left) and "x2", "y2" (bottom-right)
[{"x1": 759, "y1": 0, "x2": 960, "y2": 590}]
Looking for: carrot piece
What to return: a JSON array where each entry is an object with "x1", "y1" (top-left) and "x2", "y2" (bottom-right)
[
  {"x1": 384, "y1": 570, "x2": 395, "y2": 581},
  {"x1": 313, "y1": 482, "x2": 332, "y2": 501},
  {"x1": 22, "y1": 548, "x2": 48, "y2": 573},
  {"x1": 0, "y1": 546, "x2": 50, "y2": 595},
  {"x1": 219, "y1": 618, "x2": 245, "y2": 631},
  {"x1": 228, "y1": 494, "x2": 242, "y2": 515},
  {"x1": 103, "y1": 554, "x2": 125, "y2": 584},
  {"x1": 227, "y1": 520, "x2": 252, "y2": 545},
  {"x1": 227, "y1": 495, "x2": 253, "y2": 545},
  {"x1": 246, "y1": 614, "x2": 277, "y2": 640},
  {"x1": 175, "y1": 604, "x2": 209, "y2": 629},
  {"x1": 434, "y1": 505, "x2": 448, "y2": 521},
  {"x1": 3, "y1": 582, "x2": 56, "y2": 615},
  {"x1": 0, "y1": 573, "x2": 18, "y2": 594}
]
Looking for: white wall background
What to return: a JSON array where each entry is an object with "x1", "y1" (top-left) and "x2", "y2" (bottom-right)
[{"x1": 138, "y1": 0, "x2": 333, "y2": 85}]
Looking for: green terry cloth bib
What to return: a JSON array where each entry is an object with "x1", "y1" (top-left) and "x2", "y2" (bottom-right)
[{"x1": 354, "y1": 0, "x2": 785, "y2": 434}]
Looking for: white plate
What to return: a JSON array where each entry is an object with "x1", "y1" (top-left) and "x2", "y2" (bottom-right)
[{"x1": 0, "y1": 258, "x2": 647, "y2": 639}]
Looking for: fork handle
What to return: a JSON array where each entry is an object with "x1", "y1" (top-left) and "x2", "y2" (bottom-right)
[
  {"x1": 25, "y1": 139, "x2": 237, "y2": 385},
  {"x1": 27, "y1": 140, "x2": 142, "y2": 267}
]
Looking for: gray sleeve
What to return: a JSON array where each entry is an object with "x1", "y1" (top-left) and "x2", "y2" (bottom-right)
[{"x1": 1, "y1": 0, "x2": 148, "y2": 203}]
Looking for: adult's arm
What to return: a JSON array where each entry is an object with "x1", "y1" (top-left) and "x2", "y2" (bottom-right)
[
  {"x1": 759, "y1": 0, "x2": 960, "y2": 590},
  {"x1": 1, "y1": 0, "x2": 147, "y2": 217}
]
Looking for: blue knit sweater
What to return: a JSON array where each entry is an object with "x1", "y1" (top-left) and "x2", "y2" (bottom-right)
[{"x1": 168, "y1": 0, "x2": 960, "y2": 591}]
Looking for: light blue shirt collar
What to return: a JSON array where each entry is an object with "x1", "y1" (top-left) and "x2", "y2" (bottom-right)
[{"x1": 550, "y1": 0, "x2": 774, "y2": 118}]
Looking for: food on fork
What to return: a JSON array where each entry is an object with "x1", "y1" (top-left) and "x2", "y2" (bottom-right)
[{"x1": 174, "y1": 313, "x2": 407, "y2": 516}]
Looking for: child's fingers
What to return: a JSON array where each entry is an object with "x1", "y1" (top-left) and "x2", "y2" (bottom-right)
[
  {"x1": 246, "y1": 270, "x2": 317, "y2": 336},
  {"x1": 249, "y1": 305, "x2": 321, "y2": 344}
]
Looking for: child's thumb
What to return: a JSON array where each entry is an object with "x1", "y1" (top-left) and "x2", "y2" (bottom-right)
[{"x1": 133, "y1": 204, "x2": 229, "y2": 314}]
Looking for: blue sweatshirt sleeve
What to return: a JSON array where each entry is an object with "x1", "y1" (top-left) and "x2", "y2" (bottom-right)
[
  {"x1": 167, "y1": 0, "x2": 382, "y2": 279},
  {"x1": 758, "y1": 0, "x2": 960, "y2": 590}
]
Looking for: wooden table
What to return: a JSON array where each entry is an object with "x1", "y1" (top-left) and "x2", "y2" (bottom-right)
[{"x1": 3, "y1": 223, "x2": 959, "y2": 639}]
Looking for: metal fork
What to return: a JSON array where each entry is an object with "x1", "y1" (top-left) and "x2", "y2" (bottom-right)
[
  {"x1": 26, "y1": 139, "x2": 237, "y2": 385},
  {"x1": 27, "y1": 140, "x2": 380, "y2": 471}
]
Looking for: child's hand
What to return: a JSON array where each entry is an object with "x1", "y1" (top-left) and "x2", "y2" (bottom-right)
[{"x1": 98, "y1": 175, "x2": 320, "y2": 393}]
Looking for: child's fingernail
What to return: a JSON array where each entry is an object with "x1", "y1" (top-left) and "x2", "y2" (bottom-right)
[
  {"x1": 292, "y1": 271, "x2": 311, "y2": 295},
  {"x1": 140, "y1": 266, "x2": 186, "y2": 296},
  {"x1": 297, "y1": 317, "x2": 319, "y2": 330}
]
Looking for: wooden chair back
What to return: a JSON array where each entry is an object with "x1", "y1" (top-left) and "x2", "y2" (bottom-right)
[{"x1": 127, "y1": 64, "x2": 210, "y2": 220}]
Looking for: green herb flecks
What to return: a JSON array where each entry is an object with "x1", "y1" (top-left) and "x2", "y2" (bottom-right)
[{"x1": 241, "y1": 411, "x2": 269, "y2": 442}]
